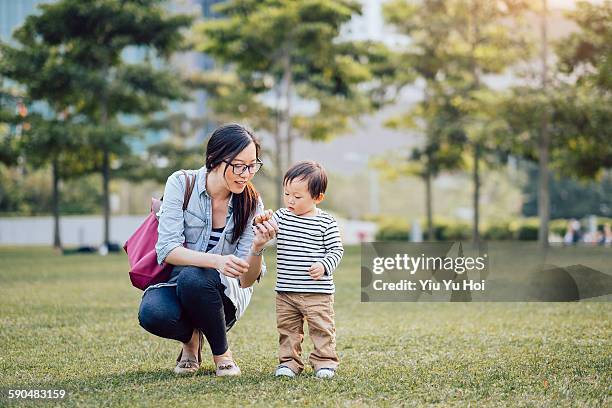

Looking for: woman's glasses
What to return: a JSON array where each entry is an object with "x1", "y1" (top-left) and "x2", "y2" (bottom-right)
[{"x1": 224, "y1": 160, "x2": 263, "y2": 175}]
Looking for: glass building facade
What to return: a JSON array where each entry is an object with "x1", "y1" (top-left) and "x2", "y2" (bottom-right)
[{"x1": 0, "y1": 0, "x2": 55, "y2": 43}]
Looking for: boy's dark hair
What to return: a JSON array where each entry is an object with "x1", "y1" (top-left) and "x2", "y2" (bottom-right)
[{"x1": 284, "y1": 160, "x2": 327, "y2": 199}]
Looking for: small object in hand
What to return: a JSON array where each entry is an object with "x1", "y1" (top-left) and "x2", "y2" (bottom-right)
[{"x1": 253, "y1": 209, "x2": 273, "y2": 225}]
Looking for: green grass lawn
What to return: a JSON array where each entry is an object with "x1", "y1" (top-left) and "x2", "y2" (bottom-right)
[{"x1": 0, "y1": 245, "x2": 610, "y2": 407}]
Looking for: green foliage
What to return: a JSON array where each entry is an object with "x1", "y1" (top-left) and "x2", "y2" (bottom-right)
[
  {"x1": 549, "y1": 218, "x2": 569, "y2": 237},
  {"x1": 1, "y1": 0, "x2": 193, "y2": 244},
  {"x1": 192, "y1": 0, "x2": 394, "y2": 208},
  {"x1": 373, "y1": 216, "x2": 600, "y2": 242},
  {"x1": 0, "y1": 165, "x2": 26, "y2": 213},
  {"x1": 198, "y1": 0, "x2": 361, "y2": 92},
  {"x1": 118, "y1": 139, "x2": 204, "y2": 184},
  {"x1": 501, "y1": 1, "x2": 612, "y2": 182},
  {"x1": 549, "y1": 87, "x2": 612, "y2": 179},
  {"x1": 2, "y1": 0, "x2": 193, "y2": 158},
  {"x1": 194, "y1": 0, "x2": 392, "y2": 141},
  {"x1": 381, "y1": 1, "x2": 531, "y2": 242},
  {"x1": 442, "y1": 221, "x2": 472, "y2": 241},
  {"x1": 502, "y1": 86, "x2": 612, "y2": 180},
  {"x1": 375, "y1": 217, "x2": 472, "y2": 241},
  {"x1": 5, "y1": 0, "x2": 193, "y2": 146},
  {"x1": 483, "y1": 221, "x2": 515, "y2": 241},
  {"x1": 0, "y1": 90, "x2": 22, "y2": 166},
  {"x1": 521, "y1": 165, "x2": 612, "y2": 219},
  {"x1": 382, "y1": 0, "x2": 532, "y2": 156},
  {"x1": 556, "y1": 0, "x2": 612, "y2": 91},
  {"x1": 0, "y1": 164, "x2": 102, "y2": 215},
  {"x1": 516, "y1": 219, "x2": 539, "y2": 241},
  {"x1": 374, "y1": 218, "x2": 410, "y2": 241}
]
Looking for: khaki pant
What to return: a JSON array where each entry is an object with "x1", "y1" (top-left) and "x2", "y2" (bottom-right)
[{"x1": 276, "y1": 292, "x2": 339, "y2": 374}]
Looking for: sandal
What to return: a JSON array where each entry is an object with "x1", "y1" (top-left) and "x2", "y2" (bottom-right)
[
  {"x1": 215, "y1": 358, "x2": 241, "y2": 377},
  {"x1": 174, "y1": 331, "x2": 203, "y2": 375}
]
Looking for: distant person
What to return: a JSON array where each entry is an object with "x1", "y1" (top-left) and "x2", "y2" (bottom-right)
[
  {"x1": 564, "y1": 218, "x2": 582, "y2": 245},
  {"x1": 254, "y1": 161, "x2": 344, "y2": 379},
  {"x1": 138, "y1": 124, "x2": 278, "y2": 376},
  {"x1": 600, "y1": 223, "x2": 612, "y2": 246}
]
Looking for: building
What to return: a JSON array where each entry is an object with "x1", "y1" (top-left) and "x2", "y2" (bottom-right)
[{"x1": 0, "y1": 0, "x2": 53, "y2": 43}]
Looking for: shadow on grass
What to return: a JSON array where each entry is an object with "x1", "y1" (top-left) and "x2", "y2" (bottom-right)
[
  {"x1": 6, "y1": 366, "x2": 284, "y2": 396},
  {"x1": 6, "y1": 368, "x2": 171, "y2": 390}
]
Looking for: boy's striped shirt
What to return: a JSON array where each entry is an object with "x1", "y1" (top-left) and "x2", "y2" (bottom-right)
[{"x1": 272, "y1": 208, "x2": 343, "y2": 294}]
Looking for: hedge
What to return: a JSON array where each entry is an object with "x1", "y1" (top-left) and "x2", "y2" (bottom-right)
[{"x1": 374, "y1": 217, "x2": 612, "y2": 241}]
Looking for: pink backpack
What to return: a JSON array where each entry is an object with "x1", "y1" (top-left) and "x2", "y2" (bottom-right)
[{"x1": 124, "y1": 171, "x2": 196, "y2": 290}]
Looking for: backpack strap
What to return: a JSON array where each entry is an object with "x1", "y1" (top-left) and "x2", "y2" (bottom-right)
[{"x1": 181, "y1": 170, "x2": 196, "y2": 211}]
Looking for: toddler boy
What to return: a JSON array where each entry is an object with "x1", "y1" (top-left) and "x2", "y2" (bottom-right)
[{"x1": 254, "y1": 160, "x2": 343, "y2": 379}]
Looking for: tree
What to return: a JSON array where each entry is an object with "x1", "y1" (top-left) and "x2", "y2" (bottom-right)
[
  {"x1": 382, "y1": 86, "x2": 466, "y2": 241},
  {"x1": 554, "y1": 0, "x2": 612, "y2": 175},
  {"x1": 502, "y1": 0, "x2": 611, "y2": 240},
  {"x1": 383, "y1": 0, "x2": 530, "y2": 241},
  {"x1": 117, "y1": 112, "x2": 208, "y2": 184},
  {"x1": 3, "y1": 0, "x2": 193, "y2": 247},
  {"x1": 1, "y1": 28, "x2": 94, "y2": 248},
  {"x1": 502, "y1": 85, "x2": 612, "y2": 183},
  {"x1": 557, "y1": 0, "x2": 612, "y2": 92},
  {"x1": 194, "y1": 0, "x2": 391, "y2": 207},
  {"x1": 382, "y1": 0, "x2": 459, "y2": 240},
  {"x1": 0, "y1": 87, "x2": 23, "y2": 167},
  {"x1": 443, "y1": 0, "x2": 531, "y2": 243},
  {"x1": 0, "y1": 87, "x2": 28, "y2": 217},
  {"x1": 537, "y1": 0, "x2": 551, "y2": 248}
]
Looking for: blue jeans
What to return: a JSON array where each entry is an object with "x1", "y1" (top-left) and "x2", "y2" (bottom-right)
[{"x1": 138, "y1": 266, "x2": 236, "y2": 355}]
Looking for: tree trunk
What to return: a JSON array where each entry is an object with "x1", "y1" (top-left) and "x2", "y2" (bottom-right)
[
  {"x1": 103, "y1": 148, "x2": 110, "y2": 247},
  {"x1": 52, "y1": 158, "x2": 62, "y2": 250},
  {"x1": 280, "y1": 49, "x2": 293, "y2": 169},
  {"x1": 470, "y1": 0, "x2": 481, "y2": 245},
  {"x1": 425, "y1": 167, "x2": 434, "y2": 241},
  {"x1": 473, "y1": 143, "x2": 481, "y2": 244},
  {"x1": 101, "y1": 93, "x2": 111, "y2": 247},
  {"x1": 274, "y1": 84, "x2": 284, "y2": 209},
  {"x1": 538, "y1": 0, "x2": 550, "y2": 248},
  {"x1": 422, "y1": 86, "x2": 435, "y2": 241}
]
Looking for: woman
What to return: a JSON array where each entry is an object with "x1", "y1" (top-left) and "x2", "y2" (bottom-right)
[{"x1": 138, "y1": 123, "x2": 278, "y2": 376}]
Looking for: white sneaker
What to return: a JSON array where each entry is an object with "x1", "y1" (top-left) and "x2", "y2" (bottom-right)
[
  {"x1": 275, "y1": 365, "x2": 296, "y2": 378},
  {"x1": 315, "y1": 368, "x2": 335, "y2": 379}
]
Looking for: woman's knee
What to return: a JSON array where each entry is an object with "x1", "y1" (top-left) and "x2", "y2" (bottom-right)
[
  {"x1": 138, "y1": 289, "x2": 181, "y2": 335},
  {"x1": 138, "y1": 298, "x2": 161, "y2": 333},
  {"x1": 176, "y1": 266, "x2": 220, "y2": 298}
]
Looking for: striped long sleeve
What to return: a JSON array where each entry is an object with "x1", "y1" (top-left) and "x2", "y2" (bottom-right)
[{"x1": 320, "y1": 218, "x2": 343, "y2": 276}]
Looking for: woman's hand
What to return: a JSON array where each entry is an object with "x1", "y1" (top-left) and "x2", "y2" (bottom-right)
[
  {"x1": 252, "y1": 210, "x2": 278, "y2": 250},
  {"x1": 215, "y1": 254, "x2": 249, "y2": 278}
]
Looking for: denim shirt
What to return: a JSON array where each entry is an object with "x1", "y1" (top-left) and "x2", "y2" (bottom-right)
[{"x1": 154, "y1": 166, "x2": 266, "y2": 320}]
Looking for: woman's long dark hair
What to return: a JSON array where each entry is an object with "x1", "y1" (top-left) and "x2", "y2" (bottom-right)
[{"x1": 205, "y1": 123, "x2": 260, "y2": 244}]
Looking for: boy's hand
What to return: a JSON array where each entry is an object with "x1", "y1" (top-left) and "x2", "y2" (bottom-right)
[
  {"x1": 308, "y1": 262, "x2": 325, "y2": 280},
  {"x1": 253, "y1": 209, "x2": 273, "y2": 225}
]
